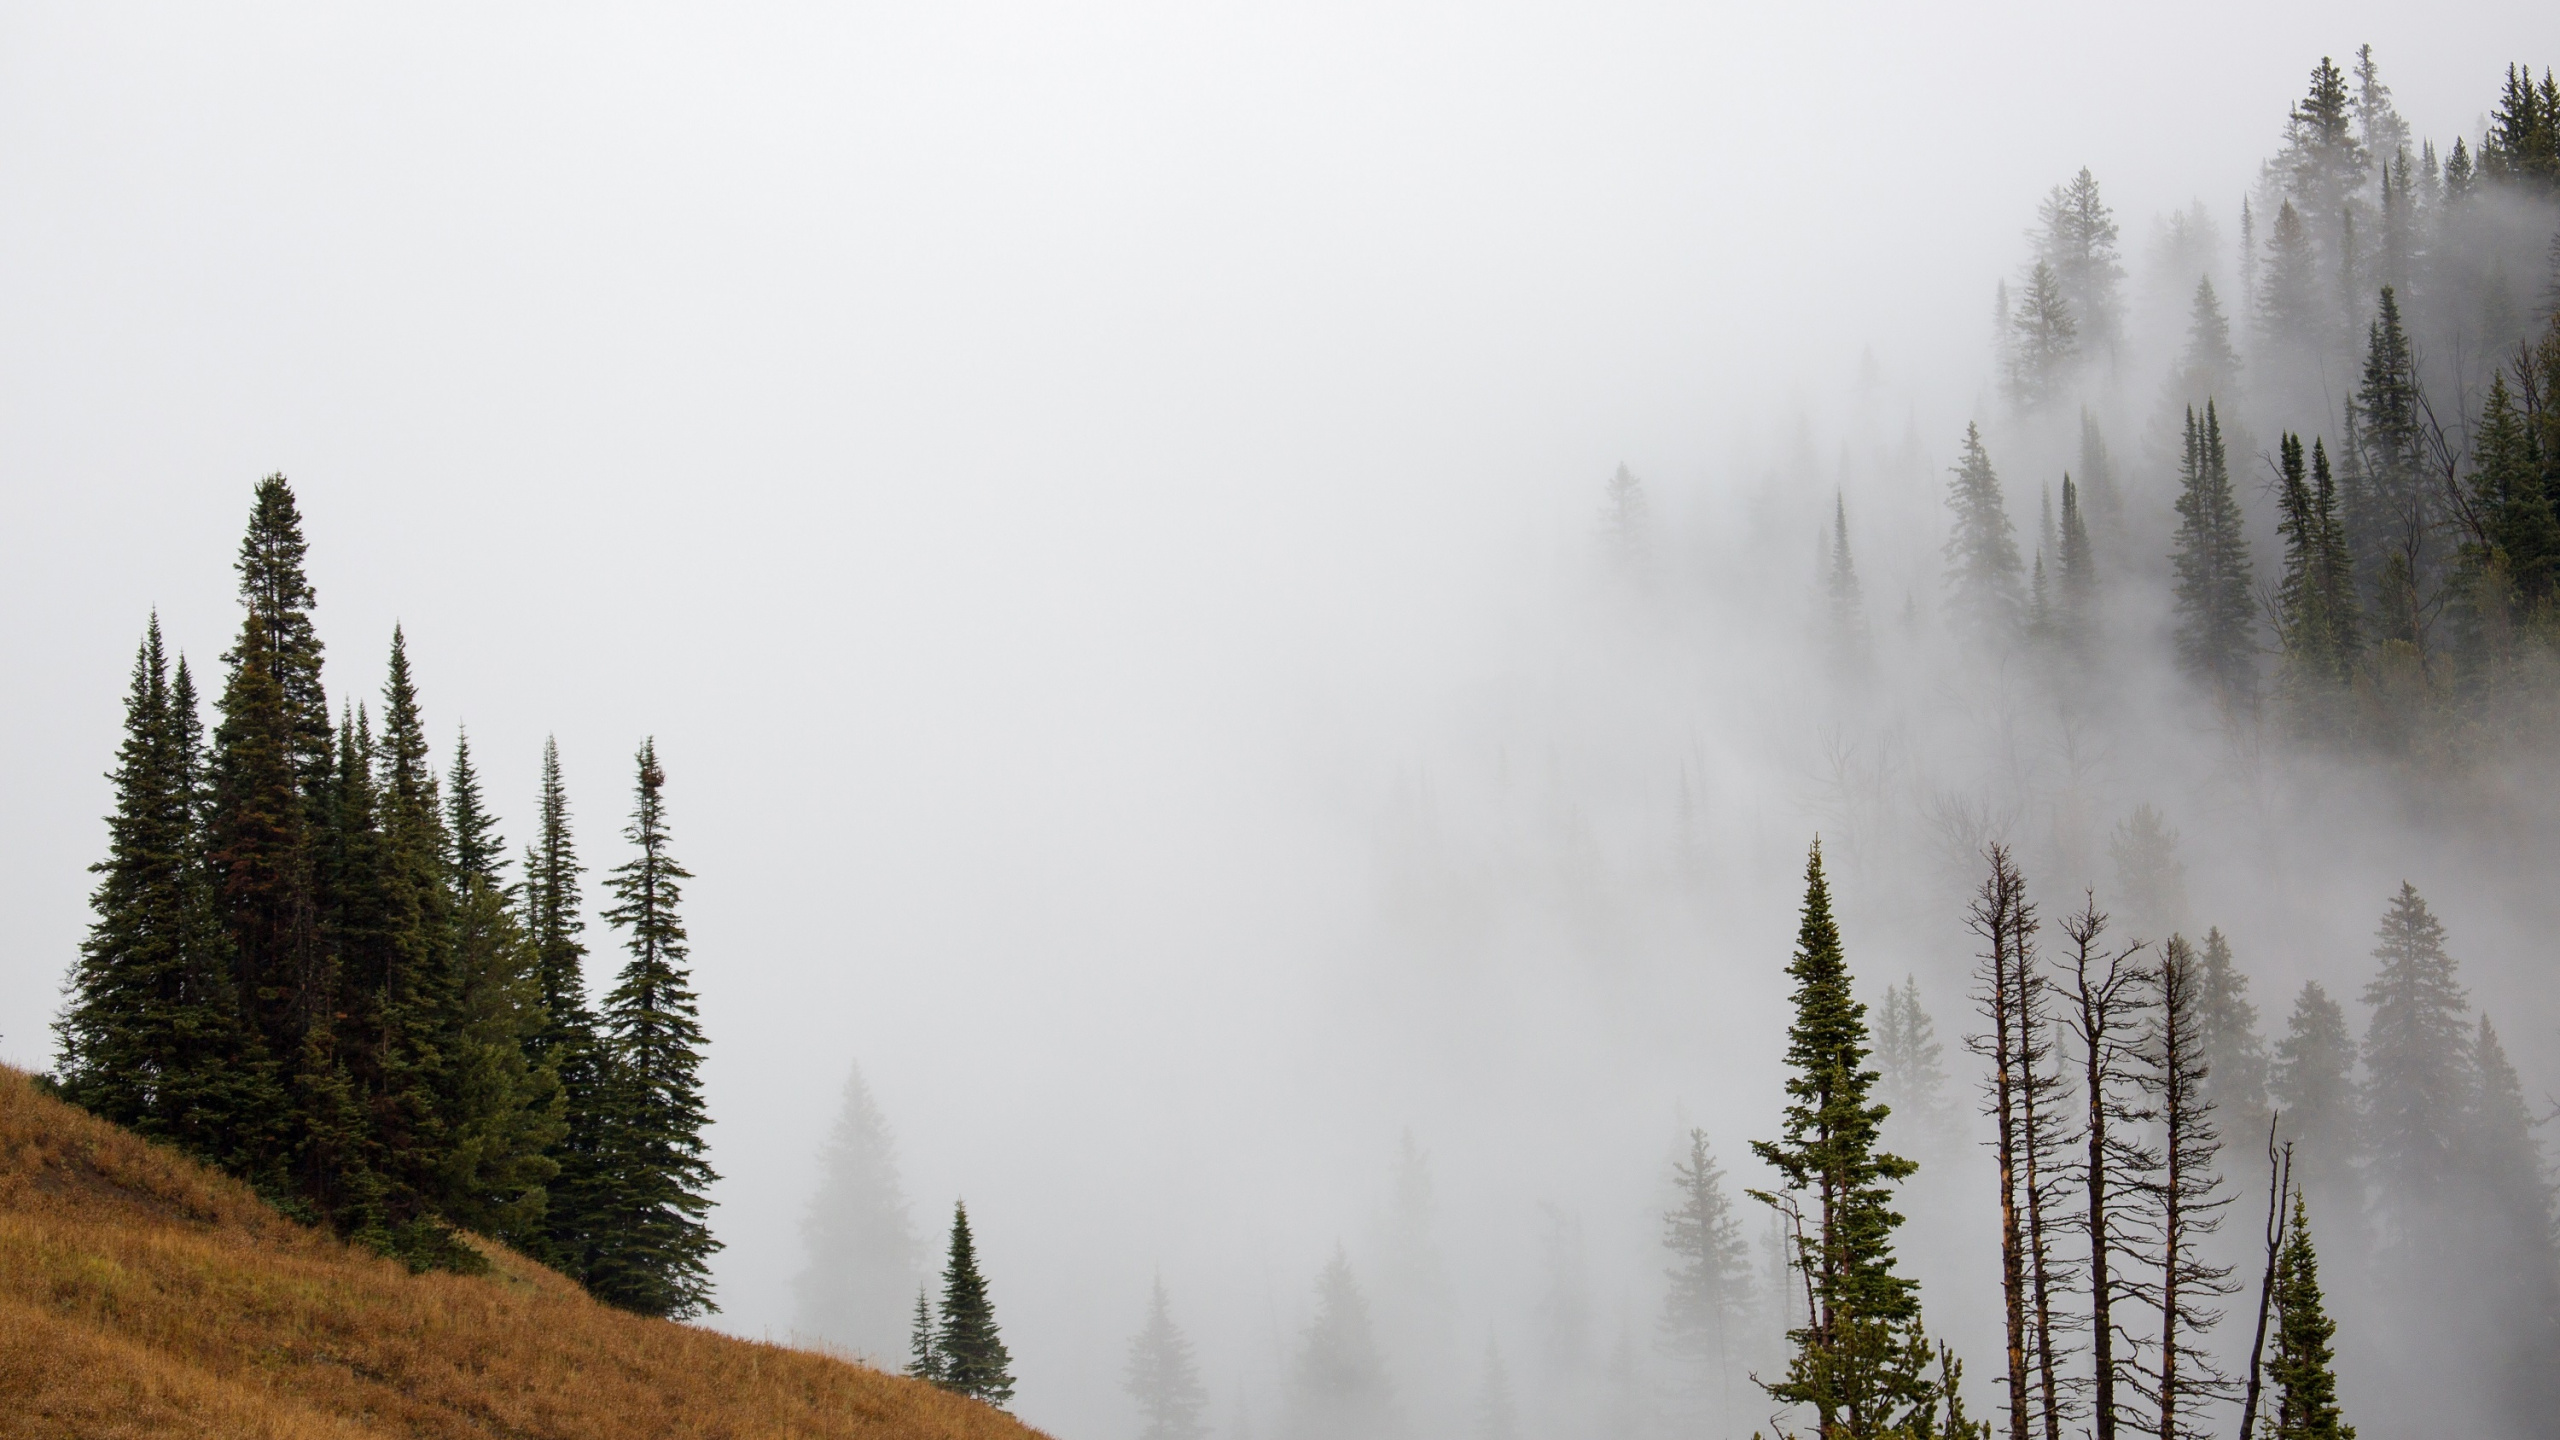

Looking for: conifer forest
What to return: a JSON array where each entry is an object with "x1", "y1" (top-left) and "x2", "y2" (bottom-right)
[{"x1": 6, "y1": 16, "x2": 2560, "y2": 1440}]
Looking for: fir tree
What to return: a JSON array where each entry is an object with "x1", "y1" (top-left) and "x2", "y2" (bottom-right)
[
  {"x1": 1661, "y1": 1127, "x2": 1753, "y2": 1429},
  {"x1": 2194, "y1": 928, "x2": 2271, "y2": 1158},
  {"x1": 2055, "y1": 474, "x2": 2096, "y2": 661},
  {"x1": 522, "y1": 736, "x2": 609, "y2": 1277},
  {"x1": 2036, "y1": 169, "x2": 2124, "y2": 357},
  {"x1": 1829, "y1": 493, "x2": 1869, "y2": 673},
  {"x1": 1750, "y1": 842, "x2": 1961, "y2": 1438},
  {"x1": 2461, "y1": 372, "x2": 2559, "y2": 616},
  {"x1": 907, "y1": 1287, "x2": 942, "y2": 1384},
  {"x1": 446, "y1": 728, "x2": 506, "y2": 889},
  {"x1": 2170, "y1": 403, "x2": 2256, "y2": 703},
  {"x1": 1874, "y1": 978, "x2": 1952, "y2": 1146},
  {"x1": 228, "y1": 474, "x2": 334, "y2": 807},
  {"x1": 2079, "y1": 411, "x2": 2123, "y2": 540},
  {"x1": 2169, "y1": 277, "x2": 2244, "y2": 415},
  {"x1": 2346, "y1": 287, "x2": 2427, "y2": 609},
  {"x1": 2266, "y1": 1197, "x2": 2352, "y2": 1440},
  {"x1": 2350, "y1": 46, "x2": 2408, "y2": 163},
  {"x1": 2358, "y1": 883, "x2": 2468, "y2": 1240},
  {"x1": 2257, "y1": 201, "x2": 2319, "y2": 355},
  {"x1": 56, "y1": 622, "x2": 277, "y2": 1172},
  {"x1": 2274, "y1": 435, "x2": 2361, "y2": 719},
  {"x1": 437, "y1": 842, "x2": 561, "y2": 1253},
  {"x1": 2457, "y1": 1016, "x2": 2560, "y2": 1428},
  {"x1": 2108, "y1": 805, "x2": 2187, "y2": 939},
  {"x1": 2268, "y1": 984, "x2": 2360, "y2": 1250},
  {"x1": 1126, "y1": 1278, "x2": 1211, "y2": 1440},
  {"x1": 1286, "y1": 1251, "x2": 1394, "y2": 1440},
  {"x1": 932, "y1": 1201, "x2": 1015, "y2": 1406},
  {"x1": 2007, "y1": 261, "x2": 2079, "y2": 408},
  {"x1": 1945, "y1": 425, "x2": 2026, "y2": 648},
  {"x1": 587, "y1": 739, "x2": 721, "y2": 1318},
  {"x1": 794, "y1": 1060, "x2": 922, "y2": 1360}
]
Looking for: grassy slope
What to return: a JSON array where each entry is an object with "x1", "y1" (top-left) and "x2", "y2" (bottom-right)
[{"x1": 0, "y1": 1067, "x2": 1047, "y2": 1440}]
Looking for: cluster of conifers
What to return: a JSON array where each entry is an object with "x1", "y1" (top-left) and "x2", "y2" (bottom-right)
[{"x1": 50, "y1": 476, "x2": 720, "y2": 1320}]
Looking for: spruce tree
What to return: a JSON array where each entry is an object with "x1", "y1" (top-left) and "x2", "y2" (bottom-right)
[
  {"x1": 2347, "y1": 288, "x2": 2426, "y2": 608},
  {"x1": 2266, "y1": 1196, "x2": 2352, "y2": 1440},
  {"x1": 2079, "y1": 411, "x2": 2123, "y2": 540},
  {"x1": 2194, "y1": 928, "x2": 2271, "y2": 1159},
  {"x1": 588, "y1": 739, "x2": 721, "y2": 1318},
  {"x1": 2006, "y1": 262, "x2": 2079, "y2": 408},
  {"x1": 2358, "y1": 883, "x2": 2468, "y2": 1238},
  {"x1": 1829, "y1": 494, "x2": 1869, "y2": 673},
  {"x1": 2055, "y1": 474, "x2": 2096, "y2": 661},
  {"x1": 2035, "y1": 169, "x2": 2124, "y2": 358},
  {"x1": 56, "y1": 622, "x2": 277, "y2": 1172},
  {"x1": 1750, "y1": 842, "x2": 1963, "y2": 1438},
  {"x1": 2455, "y1": 1016, "x2": 2560, "y2": 1428},
  {"x1": 1874, "y1": 978, "x2": 1952, "y2": 1146},
  {"x1": 2257, "y1": 202, "x2": 2319, "y2": 355},
  {"x1": 2461, "y1": 372, "x2": 2559, "y2": 617},
  {"x1": 2269, "y1": 983, "x2": 2361, "y2": 1250},
  {"x1": 1661, "y1": 1127, "x2": 1753, "y2": 1427},
  {"x1": 229, "y1": 474, "x2": 334, "y2": 807},
  {"x1": 1945, "y1": 424, "x2": 2026, "y2": 648},
  {"x1": 2274, "y1": 435, "x2": 2360, "y2": 720},
  {"x1": 1125, "y1": 1278, "x2": 1211, "y2": 1440},
  {"x1": 446, "y1": 728, "x2": 506, "y2": 888},
  {"x1": 2308, "y1": 442, "x2": 2361, "y2": 673},
  {"x1": 522, "y1": 736, "x2": 609, "y2": 1277},
  {"x1": 1286, "y1": 1251, "x2": 1394, "y2": 1440},
  {"x1": 2169, "y1": 277, "x2": 2244, "y2": 415},
  {"x1": 2170, "y1": 402, "x2": 2256, "y2": 703},
  {"x1": 794, "y1": 1060, "x2": 923, "y2": 1360},
  {"x1": 936, "y1": 1201, "x2": 1015, "y2": 1407},
  {"x1": 907, "y1": 1288, "x2": 942, "y2": 1384}
]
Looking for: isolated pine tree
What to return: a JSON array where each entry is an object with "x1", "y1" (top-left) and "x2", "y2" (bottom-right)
[
  {"x1": 1126, "y1": 1278, "x2": 1211, "y2": 1440},
  {"x1": 1750, "y1": 842, "x2": 1962, "y2": 1438},
  {"x1": 587, "y1": 740, "x2": 721, "y2": 1318},
  {"x1": 794, "y1": 1060, "x2": 922, "y2": 1360},
  {"x1": 1286, "y1": 1251, "x2": 1394, "y2": 1440},
  {"x1": 2267, "y1": 1196, "x2": 2352, "y2": 1440},
  {"x1": 2171, "y1": 402, "x2": 2256, "y2": 703},
  {"x1": 933, "y1": 1201, "x2": 1015, "y2": 1406},
  {"x1": 229, "y1": 475, "x2": 335, "y2": 806},
  {"x1": 1945, "y1": 425, "x2": 2026, "y2": 647}
]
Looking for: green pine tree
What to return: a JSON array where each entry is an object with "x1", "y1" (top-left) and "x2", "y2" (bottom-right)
[
  {"x1": 2170, "y1": 402, "x2": 2256, "y2": 703},
  {"x1": 935, "y1": 1200, "x2": 1016, "y2": 1407},
  {"x1": 522, "y1": 737, "x2": 611, "y2": 1281},
  {"x1": 2266, "y1": 1196, "x2": 2353, "y2": 1440},
  {"x1": 2461, "y1": 373, "x2": 2558, "y2": 618},
  {"x1": 2347, "y1": 288, "x2": 2427, "y2": 609},
  {"x1": 587, "y1": 739, "x2": 721, "y2": 1318},
  {"x1": 1749, "y1": 842, "x2": 1967, "y2": 1438},
  {"x1": 2055, "y1": 474, "x2": 2096, "y2": 661},
  {"x1": 2193, "y1": 928, "x2": 2271, "y2": 1157},
  {"x1": 446, "y1": 728, "x2": 506, "y2": 889},
  {"x1": 907, "y1": 1288, "x2": 943, "y2": 1384},
  {"x1": 1662, "y1": 1127, "x2": 1754, "y2": 1428}
]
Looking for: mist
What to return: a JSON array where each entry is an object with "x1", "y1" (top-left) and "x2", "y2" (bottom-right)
[{"x1": 5, "y1": 6, "x2": 2556, "y2": 1439}]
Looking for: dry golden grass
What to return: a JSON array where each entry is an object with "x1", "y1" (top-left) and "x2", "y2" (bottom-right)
[{"x1": 0, "y1": 1067, "x2": 1049, "y2": 1440}]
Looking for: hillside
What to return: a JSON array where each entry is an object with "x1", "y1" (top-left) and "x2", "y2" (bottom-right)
[{"x1": 0, "y1": 1067, "x2": 1046, "y2": 1440}]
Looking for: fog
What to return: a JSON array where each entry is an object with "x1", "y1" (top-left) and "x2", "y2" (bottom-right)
[{"x1": 2, "y1": 5, "x2": 2554, "y2": 1438}]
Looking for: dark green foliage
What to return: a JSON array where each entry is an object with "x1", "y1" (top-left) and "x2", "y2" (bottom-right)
[
  {"x1": 586, "y1": 740, "x2": 721, "y2": 1318},
  {"x1": 1125, "y1": 1278, "x2": 1210, "y2": 1440},
  {"x1": 2170, "y1": 278, "x2": 2243, "y2": 415},
  {"x1": 228, "y1": 474, "x2": 335, "y2": 805},
  {"x1": 935, "y1": 1201, "x2": 1015, "y2": 1407},
  {"x1": 1944, "y1": 425, "x2": 2025, "y2": 647},
  {"x1": 437, "y1": 849, "x2": 563, "y2": 1253},
  {"x1": 2461, "y1": 373, "x2": 2559, "y2": 616},
  {"x1": 1750, "y1": 843, "x2": 1965, "y2": 1438},
  {"x1": 2266, "y1": 1196, "x2": 2352, "y2": 1440},
  {"x1": 446, "y1": 729, "x2": 506, "y2": 889},
  {"x1": 2170, "y1": 403, "x2": 2256, "y2": 702},
  {"x1": 2346, "y1": 288, "x2": 2429, "y2": 610},
  {"x1": 907, "y1": 1288, "x2": 943, "y2": 1384},
  {"x1": 2480, "y1": 65, "x2": 2559, "y2": 191},
  {"x1": 520, "y1": 736, "x2": 611, "y2": 1280},
  {"x1": 56, "y1": 622, "x2": 279, "y2": 1173},
  {"x1": 2274, "y1": 436, "x2": 2363, "y2": 719}
]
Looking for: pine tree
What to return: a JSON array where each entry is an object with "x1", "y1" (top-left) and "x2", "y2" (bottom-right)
[
  {"x1": 794, "y1": 1060, "x2": 922, "y2": 1360},
  {"x1": 2006, "y1": 261, "x2": 2079, "y2": 408},
  {"x1": 1286, "y1": 1251, "x2": 1394, "y2": 1440},
  {"x1": 2055, "y1": 475, "x2": 2096, "y2": 661},
  {"x1": 1874, "y1": 978, "x2": 1952, "y2": 1146},
  {"x1": 2036, "y1": 169, "x2": 2125, "y2": 357},
  {"x1": 522, "y1": 736, "x2": 609, "y2": 1278},
  {"x1": 1945, "y1": 425, "x2": 2026, "y2": 647},
  {"x1": 1603, "y1": 464, "x2": 1653, "y2": 586},
  {"x1": 2257, "y1": 201, "x2": 2319, "y2": 356},
  {"x1": 2170, "y1": 402, "x2": 2257, "y2": 703},
  {"x1": 1661, "y1": 1127, "x2": 1753, "y2": 1429},
  {"x1": 2358, "y1": 883, "x2": 2468, "y2": 1242},
  {"x1": 1126, "y1": 1278, "x2": 1211, "y2": 1440},
  {"x1": 55, "y1": 621, "x2": 277, "y2": 1172},
  {"x1": 2194, "y1": 928, "x2": 2271, "y2": 1159},
  {"x1": 1829, "y1": 493, "x2": 1869, "y2": 672},
  {"x1": 2274, "y1": 435, "x2": 2360, "y2": 721},
  {"x1": 1749, "y1": 842, "x2": 1962, "y2": 1438},
  {"x1": 2350, "y1": 46, "x2": 2408, "y2": 163},
  {"x1": 2169, "y1": 278, "x2": 2244, "y2": 414},
  {"x1": 2273, "y1": 58, "x2": 2367, "y2": 255},
  {"x1": 2108, "y1": 805, "x2": 2187, "y2": 940},
  {"x1": 1474, "y1": 1340, "x2": 1523, "y2": 1440},
  {"x1": 446, "y1": 728, "x2": 505, "y2": 889},
  {"x1": 2131, "y1": 936, "x2": 2238, "y2": 1439},
  {"x1": 907, "y1": 1288, "x2": 942, "y2": 1383},
  {"x1": 2456, "y1": 1016, "x2": 2560, "y2": 1429},
  {"x1": 2079, "y1": 412, "x2": 2123, "y2": 540},
  {"x1": 2461, "y1": 372, "x2": 2559, "y2": 617},
  {"x1": 933, "y1": 1202, "x2": 1013, "y2": 1405},
  {"x1": 2309, "y1": 442, "x2": 2362, "y2": 673},
  {"x1": 587, "y1": 739, "x2": 720, "y2": 1318},
  {"x1": 229, "y1": 475, "x2": 334, "y2": 808},
  {"x1": 2346, "y1": 287, "x2": 2426, "y2": 609},
  {"x1": 2266, "y1": 1197, "x2": 2352, "y2": 1440},
  {"x1": 2268, "y1": 984, "x2": 2361, "y2": 1250}
]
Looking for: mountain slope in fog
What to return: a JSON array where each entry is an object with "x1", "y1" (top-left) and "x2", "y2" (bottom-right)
[{"x1": 0, "y1": 1066, "x2": 1039, "y2": 1440}]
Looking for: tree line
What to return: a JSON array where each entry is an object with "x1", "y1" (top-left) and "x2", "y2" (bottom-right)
[{"x1": 51, "y1": 475, "x2": 719, "y2": 1318}]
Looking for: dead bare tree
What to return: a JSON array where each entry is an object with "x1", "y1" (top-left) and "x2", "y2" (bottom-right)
[
  {"x1": 2237, "y1": 1125, "x2": 2293, "y2": 1440},
  {"x1": 2128, "y1": 936, "x2": 2238, "y2": 1439},
  {"x1": 2057, "y1": 894, "x2": 2150, "y2": 1440}
]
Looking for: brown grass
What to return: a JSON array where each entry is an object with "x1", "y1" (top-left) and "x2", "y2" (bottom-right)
[{"x1": 0, "y1": 1067, "x2": 1049, "y2": 1440}]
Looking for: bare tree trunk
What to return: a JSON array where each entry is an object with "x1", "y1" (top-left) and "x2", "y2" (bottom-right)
[
  {"x1": 1968, "y1": 844, "x2": 2038, "y2": 1440},
  {"x1": 2061, "y1": 897, "x2": 2144, "y2": 1440},
  {"x1": 2237, "y1": 1126, "x2": 2291, "y2": 1440}
]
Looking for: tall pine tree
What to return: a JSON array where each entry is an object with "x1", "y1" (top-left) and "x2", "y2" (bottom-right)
[
  {"x1": 2170, "y1": 402, "x2": 2256, "y2": 703},
  {"x1": 2266, "y1": 1196, "x2": 2353, "y2": 1440},
  {"x1": 523, "y1": 736, "x2": 610, "y2": 1278},
  {"x1": 936, "y1": 1201, "x2": 1016, "y2": 1407},
  {"x1": 1125, "y1": 1278, "x2": 1210, "y2": 1440},
  {"x1": 1945, "y1": 425, "x2": 2026, "y2": 648}
]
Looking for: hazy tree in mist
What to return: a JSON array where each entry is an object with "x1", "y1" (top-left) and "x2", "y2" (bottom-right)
[
  {"x1": 2108, "y1": 806, "x2": 2186, "y2": 943},
  {"x1": 1473, "y1": 1340, "x2": 1522, "y2": 1440},
  {"x1": 934, "y1": 1201, "x2": 1015, "y2": 1407},
  {"x1": 2346, "y1": 288, "x2": 2430, "y2": 613},
  {"x1": 1286, "y1": 1250, "x2": 1395, "y2": 1440},
  {"x1": 1964, "y1": 844, "x2": 2074, "y2": 1440},
  {"x1": 2079, "y1": 412, "x2": 2123, "y2": 541},
  {"x1": 1535, "y1": 1203, "x2": 1593, "y2": 1379},
  {"x1": 2007, "y1": 262, "x2": 2081, "y2": 408},
  {"x1": 1874, "y1": 977, "x2": 1953, "y2": 1146},
  {"x1": 2266, "y1": 1195, "x2": 2353, "y2": 1440},
  {"x1": 1748, "y1": 843, "x2": 1972, "y2": 1439},
  {"x1": 2268, "y1": 983, "x2": 2361, "y2": 1251},
  {"x1": 1659, "y1": 1128, "x2": 1752, "y2": 1433},
  {"x1": 2194, "y1": 929, "x2": 2271, "y2": 1158},
  {"x1": 2169, "y1": 278, "x2": 2245, "y2": 417},
  {"x1": 2170, "y1": 402, "x2": 2257, "y2": 704},
  {"x1": 2351, "y1": 45, "x2": 2409, "y2": 168},
  {"x1": 2358, "y1": 884, "x2": 2467, "y2": 1250},
  {"x1": 1603, "y1": 464, "x2": 1653, "y2": 587},
  {"x1": 1945, "y1": 425, "x2": 2027, "y2": 647},
  {"x1": 2055, "y1": 476, "x2": 2096, "y2": 663},
  {"x1": 1828, "y1": 494, "x2": 1869, "y2": 673},
  {"x1": 2271, "y1": 58, "x2": 2367, "y2": 266},
  {"x1": 2057, "y1": 896, "x2": 2151, "y2": 1440},
  {"x1": 794, "y1": 1060, "x2": 922, "y2": 1360},
  {"x1": 2273, "y1": 436, "x2": 2363, "y2": 723},
  {"x1": 2257, "y1": 201, "x2": 2320, "y2": 357},
  {"x1": 2130, "y1": 936, "x2": 2238, "y2": 1438},
  {"x1": 1125, "y1": 1279, "x2": 1211, "y2": 1440},
  {"x1": 2454, "y1": 1014, "x2": 2560, "y2": 1427},
  {"x1": 2036, "y1": 169, "x2": 2125, "y2": 360}
]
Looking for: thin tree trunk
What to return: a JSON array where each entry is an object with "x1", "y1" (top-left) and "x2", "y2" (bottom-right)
[
  {"x1": 1970, "y1": 848, "x2": 2033, "y2": 1440},
  {"x1": 2023, "y1": 1022, "x2": 2063, "y2": 1440},
  {"x1": 2238, "y1": 1125, "x2": 2290, "y2": 1440}
]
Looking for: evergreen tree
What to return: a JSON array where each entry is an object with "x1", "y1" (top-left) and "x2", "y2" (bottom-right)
[
  {"x1": 794, "y1": 1060, "x2": 923, "y2": 1360},
  {"x1": 1874, "y1": 978, "x2": 1952, "y2": 1145},
  {"x1": 2350, "y1": 46, "x2": 2408, "y2": 163},
  {"x1": 2006, "y1": 261, "x2": 2079, "y2": 408},
  {"x1": 2268, "y1": 983, "x2": 2361, "y2": 1251},
  {"x1": 2108, "y1": 805, "x2": 2187, "y2": 940},
  {"x1": 2274, "y1": 435, "x2": 2362, "y2": 718},
  {"x1": 1945, "y1": 425, "x2": 2026, "y2": 648},
  {"x1": 933, "y1": 1201, "x2": 1014, "y2": 1405},
  {"x1": 2055, "y1": 475, "x2": 2096, "y2": 661},
  {"x1": 2461, "y1": 372, "x2": 2559, "y2": 617},
  {"x1": 2456, "y1": 1014, "x2": 2560, "y2": 1429},
  {"x1": 2346, "y1": 288, "x2": 2427, "y2": 610},
  {"x1": 587, "y1": 739, "x2": 721, "y2": 1318},
  {"x1": 2194, "y1": 928, "x2": 2271, "y2": 1158},
  {"x1": 56, "y1": 622, "x2": 277, "y2": 1172},
  {"x1": 2308, "y1": 442, "x2": 2362, "y2": 672},
  {"x1": 2481, "y1": 64, "x2": 2560, "y2": 191},
  {"x1": 1661, "y1": 1127, "x2": 1753, "y2": 1430},
  {"x1": 2257, "y1": 201, "x2": 2319, "y2": 356},
  {"x1": 1126, "y1": 1278, "x2": 1212, "y2": 1440},
  {"x1": 2273, "y1": 58, "x2": 2367, "y2": 258},
  {"x1": 2036, "y1": 169, "x2": 2124, "y2": 357},
  {"x1": 229, "y1": 474, "x2": 334, "y2": 807},
  {"x1": 1474, "y1": 1340, "x2": 1523, "y2": 1440},
  {"x1": 522, "y1": 736, "x2": 609, "y2": 1277},
  {"x1": 2266, "y1": 1196, "x2": 2352, "y2": 1440},
  {"x1": 1286, "y1": 1251, "x2": 1394, "y2": 1440},
  {"x1": 1829, "y1": 494, "x2": 1869, "y2": 673},
  {"x1": 2358, "y1": 883, "x2": 2468, "y2": 1240},
  {"x1": 446, "y1": 728, "x2": 505, "y2": 889},
  {"x1": 1603, "y1": 463, "x2": 1653, "y2": 586},
  {"x1": 2079, "y1": 411, "x2": 2123, "y2": 540},
  {"x1": 2169, "y1": 278, "x2": 2244, "y2": 415},
  {"x1": 907, "y1": 1288, "x2": 942, "y2": 1384},
  {"x1": 2170, "y1": 402, "x2": 2257, "y2": 703},
  {"x1": 1749, "y1": 842, "x2": 1962, "y2": 1438}
]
